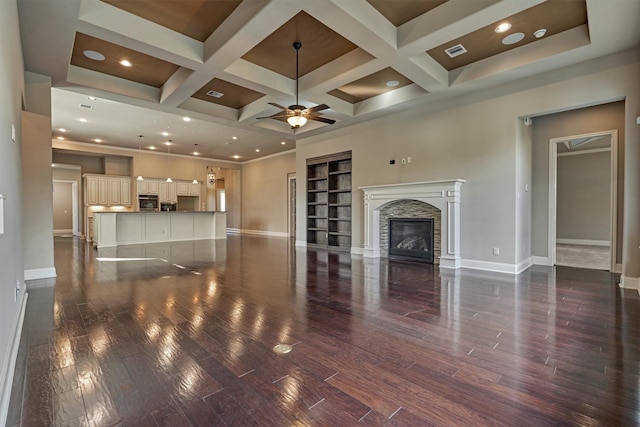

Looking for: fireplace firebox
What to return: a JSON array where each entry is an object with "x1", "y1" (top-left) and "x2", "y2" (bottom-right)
[{"x1": 388, "y1": 218, "x2": 434, "y2": 263}]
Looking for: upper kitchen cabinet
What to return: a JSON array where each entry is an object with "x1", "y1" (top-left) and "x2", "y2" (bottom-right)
[{"x1": 84, "y1": 174, "x2": 132, "y2": 206}]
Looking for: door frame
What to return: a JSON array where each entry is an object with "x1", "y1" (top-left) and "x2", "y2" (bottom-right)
[{"x1": 547, "y1": 129, "x2": 618, "y2": 271}]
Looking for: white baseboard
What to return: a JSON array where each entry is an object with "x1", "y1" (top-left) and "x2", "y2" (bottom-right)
[
  {"x1": 532, "y1": 256, "x2": 552, "y2": 266},
  {"x1": 461, "y1": 259, "x2": 523, "y2": 275},
  {"x1": 350, "y1": 247, "x2": 364, "y2": 256},
  {"x1": 295, "y1": 240, "x2": 307, "y2": 247},
  {"x1": 619, "y1": 275, "x2": 640, "y2": 292},
  {"x1": 0, "y1": 291, "x2": 28, "y2": 427},
  {"x1": 24, "y1": 267, "x2": 57, "y2": 281},
  {"x1": 239, "y1": 229, "x2": 289, "y2": 238},
  {"x1": 556, "y1": 238, "x2": 610, "y2": 247}
]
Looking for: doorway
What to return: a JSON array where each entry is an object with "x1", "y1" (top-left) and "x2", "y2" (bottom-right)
[
  {"x1": 52, "y1": 180, "x2": 79, "y2": 236},
  {"x1": 548, "y1": 130, "x2": 617, "y2": 271}
]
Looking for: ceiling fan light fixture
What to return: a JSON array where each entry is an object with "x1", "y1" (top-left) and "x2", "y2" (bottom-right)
[{"x1": 287, "y1": 114, "x2": 307, "y2": 128}]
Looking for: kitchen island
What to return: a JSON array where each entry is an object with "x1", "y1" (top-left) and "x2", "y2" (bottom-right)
[{"x1": 93, "y1": 211, "x2": 226, "y2": 248}]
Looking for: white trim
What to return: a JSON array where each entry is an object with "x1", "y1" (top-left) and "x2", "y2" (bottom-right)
[
  {"x1": 24, "y1": 267, "x2": 57, "y2": 280},
  {"x1": 226, "y1": 228, "x2": 241, "y2": 234},
  {"x1": 295, "y1": 239, "x2": 307, "y2": 247},
  {"x1": 532, "y1": 255, "x2": 552, "y2": 266},
  {"x1": 350, "y1": 246, "x2": 364, "y2": 256},
  {"x1": 461, "y1": 259, "x2": 524, "y2": 275},
  {"x1": 548, "y1": 130, "x2": 617, "y2": 272},
  {"x1": 556, "y1": 238, "x2": 610, "y2": 246},
  {"x1": 241, "y1": 149, "x2": 296, "y2": 164},
  {"x1": 556, "y1": 147, "x2": 611, "y2": 157},
  {"x1": 619, "y1": 275, "x2": 640, "y2": 292},
  {"x1": 240, "y1": 229, "x2": 289, "y2": 238},
  {"x1": 288, "y1": 175, "x2": 296, "y2": 238},
  {"x1": 0, "y1": 292, "x2": 28, "y2": 427}
]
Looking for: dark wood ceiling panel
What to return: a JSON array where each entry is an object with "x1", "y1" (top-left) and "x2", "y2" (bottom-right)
[
  {"x1": 329, "y1": 67, "x2": 414, "y2": 104},
  {"x1": 241, "y1": 12, "x2": 358, "y2": 79},
  {"x1": 101, "y1": 0, "x2": 242, "y2": 42},
  {"x1": 192, "y1": 78, "x2": 265, "y2": 109},
  {"x1": 428, "y1": 0, "x2": 588, "y2": 71},
  {"x1": 71, "y1": 32, "x2": 181, "y2": 88},
  {"x1": 367, "y1": 0, "x2": 448, "y2": 27}
]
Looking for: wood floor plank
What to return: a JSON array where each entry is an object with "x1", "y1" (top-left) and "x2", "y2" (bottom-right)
[{"x1": 9, "y1": 235, "x2": 640, "y2": 426}]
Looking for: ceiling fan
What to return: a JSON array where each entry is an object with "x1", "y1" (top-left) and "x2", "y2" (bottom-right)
[{"x1": 257, "y1": 41, "x2": 336, "y2": 129}]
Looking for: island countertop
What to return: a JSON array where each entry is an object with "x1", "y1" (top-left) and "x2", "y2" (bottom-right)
[{"x1": 93, "y1": 211, "x2": 226, "y2": 248}]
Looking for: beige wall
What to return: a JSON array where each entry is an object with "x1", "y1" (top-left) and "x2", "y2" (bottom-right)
[
  {"x1": 557, "y1": 151, "x2": 611, "y2": 242},
  {"x1": 241, "y1": 151, "x2": 295, "y2": 234},
  {"x1": 0, "y1": 1, "x2": 27, "y2": 415},
  {"x1": 52, "y1": 182, "x2": 73, "y2": 231}
]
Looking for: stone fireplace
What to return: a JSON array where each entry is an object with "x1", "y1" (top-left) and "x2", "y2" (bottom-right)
[{"x1": 360, "y1": 180, "x2": 465, "y2": 269}]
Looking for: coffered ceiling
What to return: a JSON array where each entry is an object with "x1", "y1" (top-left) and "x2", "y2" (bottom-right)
[{"x1": 17, "y1": 0, "x2": 640, "y2": 161}]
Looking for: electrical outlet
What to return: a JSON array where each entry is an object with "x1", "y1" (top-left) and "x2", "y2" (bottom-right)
[
  {"x1": 11, "y1": 124, "x2": 16, "y2": 142},
  {"x1": 492, "y1": 247, "x2": 499, "y2": 255}
]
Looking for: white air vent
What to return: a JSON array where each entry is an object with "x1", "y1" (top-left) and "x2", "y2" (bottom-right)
[
  {"x1": 444, "y1": 44, "x2": 467, "y2": 58},
  {"x1": 79, "y1": 103, "x2": 93, "y2": 109},
  {"x1": 206, "y1": 90, "x2": 224, "y2": 98}
]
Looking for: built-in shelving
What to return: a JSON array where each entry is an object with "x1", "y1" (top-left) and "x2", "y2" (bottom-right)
[{"x1": 306, "y1": 151, "x2": 351, "y2": 251}]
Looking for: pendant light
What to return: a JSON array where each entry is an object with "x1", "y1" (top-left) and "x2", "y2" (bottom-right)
[
  {"x1": 166, "y1": 140, "x2": 172, "y2": 183},
  {"x1": 136, "y1": 135, "x2": 144, "y2": 181},
  {"x1": 192, "y1": 144, "x2": 199, "y2": 184}
]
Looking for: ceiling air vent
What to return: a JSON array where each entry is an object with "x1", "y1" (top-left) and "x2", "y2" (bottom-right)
[
  {"x1": 79, "y1": 103, "x2": 93, "y2": 109},
  {"x1": 444, "y1": 44, "x2": 467, "y2": 58},
  {"x1": 206, "y1": 90, "x2": 224, "y2": 98}
]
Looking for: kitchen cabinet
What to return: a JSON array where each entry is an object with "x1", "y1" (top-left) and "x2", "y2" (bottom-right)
[
  {"x1": 306, "y1": 151, "x2": 352, "y2": 251},
  {"x1": 159, "y1": 180, "x2": 177, "y2": 203},
  {"x1": 177, "y1": 181, "x2": 201, "y2": 196},
  {"x1": 136, "y1": 179, "x2": 159, "y2": 196},
  {"x1": 84, "y1": 174, "x2": 132, "y2": 206}
]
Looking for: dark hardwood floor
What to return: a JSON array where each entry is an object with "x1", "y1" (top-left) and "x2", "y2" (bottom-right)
[{"x1": 7, "y1": 235, "x2": 640, "y2": 426}]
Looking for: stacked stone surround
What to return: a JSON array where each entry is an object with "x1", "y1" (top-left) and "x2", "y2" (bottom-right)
[{"x1": 379, "y1": 199, "x2": 441, "y2": 263}]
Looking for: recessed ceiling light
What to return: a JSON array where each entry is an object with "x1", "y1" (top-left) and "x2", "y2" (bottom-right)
[
  {"x1": 534, "y1": 28, "x2": 547, "y2": 38},
  {"x1": 255, "y1": 149, "x2": 260, "y2": 152},
  {"x1": 193, "y1": 151, "x2": 200, "y2": 156},
  {"x1": 78, "y1": 118, "x2": 87, "y2": 123},
  {"x1": 58, "y1": 128, "x2": 67, "y2": 132},
  {"x1": 386, "y1": 80, "x2": 400, "y2": 87},
  {"x1": 93, "y1": 138, "x2": 102, "y2": 143},
  {"x1": 232, "y1": 136, "x2": 237, "y2": 140},
  {"x1": 83, "y1": 50, "x2": 105, "y2": 61},
  {"x1": 232, "y1": 155, "x2": 240, "y2": 159},
  {"x1": 183, "y1": 117, "x2": 191, "y2": 122},
  {"x1": 149, "y1": 146, "x2": 156, "y2": 150},
  {"x1": 495, "y1": 22, "x2": 512, "y2": 33},
  {"x1": 502, "y1": 32, "x2": 525, "y2": 45},
  {"x1": 164, "y1": 140, "x2": 172, "y2": 146},
  {"x1": 119, "y1": 59, "x2": 132, "y2": 67},
  {"x1": 88, "y1": 96, "x2": 97, "y2": 101},
  {"x1": 57, "y1": 136, "x2": 64, "y2": 140},
  {"x1": 281, "y1": 141, "x2": 286, "y2": 145},
  {"x1": 161, "y1": 131, "x2": 169, "y2": 136}
]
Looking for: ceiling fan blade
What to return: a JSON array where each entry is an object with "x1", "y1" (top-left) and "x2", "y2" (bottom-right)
[
  {"x1": 257, "y1": 112, "x2": 290, "y2": 120},
  {"x1": 268, "y1": 102, "x2": 290, "y2": 111},
  {"x1": 308, "y1": 116, "x2": 336, "y2": 125},
  {"x1": 306, "y1": 104, "x2": 330, "y2": 113}
]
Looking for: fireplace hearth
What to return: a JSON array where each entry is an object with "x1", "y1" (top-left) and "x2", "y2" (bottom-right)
[{"x1": 388, "y1": 218, "x2": 434, "y2": 263}]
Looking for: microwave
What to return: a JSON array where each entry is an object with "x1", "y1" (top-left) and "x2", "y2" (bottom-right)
[{"x1": 138, "y1": 195, "x2": 159, "y2": 211}]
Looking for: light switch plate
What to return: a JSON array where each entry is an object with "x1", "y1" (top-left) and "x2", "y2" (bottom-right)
[{"x1": 11, "y1": 124, "x2": 15, "y2": 142}]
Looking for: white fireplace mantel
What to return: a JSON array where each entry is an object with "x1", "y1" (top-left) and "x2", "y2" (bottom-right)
[{"x1": 359, "y1": 179, "x2": 465, "y2": 269}]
